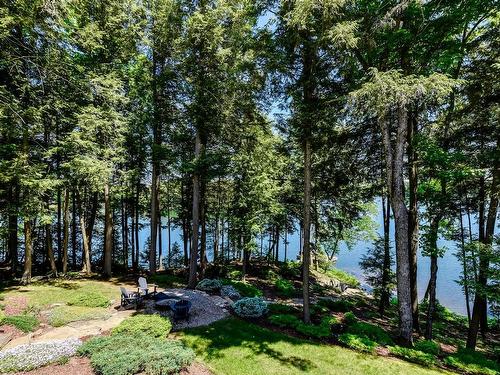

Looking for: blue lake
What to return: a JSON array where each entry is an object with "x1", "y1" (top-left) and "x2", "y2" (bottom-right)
[{"x1": 140, "y1": 202, "x2": 471, "y2": 316}]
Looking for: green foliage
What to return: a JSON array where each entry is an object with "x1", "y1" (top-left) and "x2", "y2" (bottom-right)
[
  {"x1": 444, "y1": 348, "x2": 500, "y2": 375},
  {"x1": 281, "y1": 262, "x2": 301, "y2": 279},
  {"x1": 325, "y1": 269, "x2": 360, "y2": 288},
  {"x1": 267, "y1": 303, "x2": 298, "y2": 315},
  {"x1": 295, "y1": 321, "x2": 331, "y2": 338},
  {"x1": 149, "y1": 274, "x2": 184, "y2": 288},
  {"x1": 343, "y1": 311, "x2": 358, "y2": 325},
  {"x1": 338, "y1": 333, "x2": 378, "y2": 353},
  {"x1": 414, "y1": 340, "x2": 440, "y2": 356},
  {"x1": 389, "y1": 346, "x2": 437, "y2": 367},
  {"x1": 67, "y1": 291, "x2": 110, "y2": 308},
  {"x1": 48, "y1": 306, "x2": 111, "y2": 327},
  {"x1": 268, "y1": 314, "x2": 301, "y2": 328},
  {"x1": 347, "y1": 322, "x2": 393, "y2": 346},
  {"x1": 222, "y1": 279, "x2": 262, "y2": 297},
  {"x1": 310, "y1": 303, "x2": 330, "y2": 315},
  {"x1": 112, "y1": 314, "x2": 172, "y2": 338},
  {"x1": 79, "y1": 333, "x2": 194, "y2": 375},
  {"x1": 317, "y1": 298, "x2": 354, "y2": 312},
  {"x1": 232, "y1": 298, "x2": 268, "y2": 318},
  {"x1": 274, "y1": 278, "x2": 296, "y2": 297},
  {"x1": 1, "y1": 314, "x2": 39, "y2": 332},
  {"x1": 196, "y1": 278, "x2": 223, "y2": 293}
]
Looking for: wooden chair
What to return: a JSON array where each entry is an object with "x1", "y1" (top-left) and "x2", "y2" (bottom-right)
[
  {"x1": 138, "y1": 277, "x2": 158, "y2": 298},
  {"x1": 120, "y1": 287, "x2": 142, "y2": 310}
]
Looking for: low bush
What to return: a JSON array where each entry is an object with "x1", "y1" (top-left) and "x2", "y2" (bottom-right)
[
  {"x1": 444, "y1": 348, "x2": 500, "y2": 375},
  {"x1": 347, "y1": 321, "x2": 393, "y2": 345},
  {"x1": 267, "y1": 303, "x2": 298, "y2": 315},
  {"x1": 232, "y1": 297, "x2": 268, "y2": 318},
  {"x1": 325, "y1": 268, "x2": 360, "y2": 288},
  {"x1": 220, "y1": 285, "x2": 241, "y2": 300},
  {"x1": 1, "y1": 314, "x2": 39, "y2": 332},
  {"x1": 196, "y1": 279, "x2": 222, "y2": 293},
  {"x1": 389, "y1": 346, "x2": 437, "y2": 367},
  {"x1": 343, "y1": 311, "x2": 358, "y2": 325},
  {"x1": 48, "y1": 306, "x2": 111, "y2": 327},
  {"x1": 414, "y1": 340, "x2": 440, "y2": 356},
  {"x1": 310, "y1": 304, "x2": 329, "y2": 315},
  {"x1": 67, "y1": 291, "x2": 110, "y2": 308},
  {"x1": 79, "y1": 333, "x2": 194, "y2": 375},
  {"x1": 222, "y1": 279, "x2": 262, "y2": 297},
  {"x1": 281, "y1": 261, "x2": 301, "y2": 278},
  {"x1": 268, "y1": 314, "x2": 300, "y2": 328},
  {"x1": 295, "y1": 316, "x2": 338, "y2": 339},
  {"x1": 228, "y1": 270, "x2": 243, "y2": 280},
  {"x1": 317, "y1": 298, "x2": 354, "y2": 312},
  {"x1": 112, "y1": 314, "x2": 172, "y2": 338},
  {"x1": 338, "y1": 333, "x2": 377, "y2": 353},
  {"x1": 275, "y1": 278, "x2": 295, "y2": 297},
  {"x1": 0, "y1": 338, "x2": 81, "y2": 372}
]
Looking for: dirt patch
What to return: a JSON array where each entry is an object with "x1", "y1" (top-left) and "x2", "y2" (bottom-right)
[
  {"x1": 12, "y1": 356, "x2": 94, "y2": 375},
  {"x1": 180, "y1": 362, "x2": 213, "y2": 375},
  {"x1": 3, "y1": 296, "x2": 29, "y2": 316},
  {"x1": 0, "y1": 324, "x2": 25, "y2": 340}
]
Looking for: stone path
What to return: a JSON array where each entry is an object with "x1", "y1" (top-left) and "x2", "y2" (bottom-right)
[{"x1": 3, "y1": 309, "x2": 135, "y2": 350}]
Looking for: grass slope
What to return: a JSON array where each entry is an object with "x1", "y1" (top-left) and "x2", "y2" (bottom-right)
[{"x1": 180, "y1": 318, "x2": 450, "y2": 375}]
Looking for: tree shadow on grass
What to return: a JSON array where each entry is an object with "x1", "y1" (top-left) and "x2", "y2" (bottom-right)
[{"x1": 181, "y1": 317, "x2": 317, "y2": 372}]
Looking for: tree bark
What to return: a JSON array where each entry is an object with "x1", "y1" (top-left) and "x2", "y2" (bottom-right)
[
  {"x1": 62, "y1": 189, "x2": 69, "y2": 274},
  {"x1": 188, "y1": 131, "x2": 202, "y2": 288},
  {"x1": 7, "y1": 184, "x2": 18, "y2": 276},
  {"x1": 379, "y1": 194, "x2": 391, "y2": 316},
  {"x1": 424, "y1": 216, "x2": 441, "y2": 340},
  {"x1": 77, "y1": 190, "x2": 92, "y2": 275},
  {"x1": 103, "y1": 183, "x2": 113, "y2": 277},
  {"x1": 21, "y1": 219, "x2": 32, "y2": 285},
  {"x1": 46, "y1": 223, "x2": 57, "y2": 276}
]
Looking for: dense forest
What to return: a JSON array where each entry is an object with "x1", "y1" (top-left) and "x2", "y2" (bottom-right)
[{"x1": 0, "y1": 0, "x2": 498, "y2": 354}]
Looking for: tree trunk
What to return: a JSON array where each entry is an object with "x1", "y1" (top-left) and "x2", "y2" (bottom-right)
[
  {"x1": 62, "y1": 189, "x2": 69, "y2": 274},
  {"x1": 467, "y1": 148, "x2": 499, "y2": 349},
  {"x1": 46, "y1": 223, "x2": 57, "y2": 276},
  {"x1": 71, "y1": 190, "x2": 77, "y2": 269},
  {"x1": 424, "y1": 216, "x2": 440, "y2": 340},
  {"x1": 86, "y1": 192, "x2": 98, "y2": 251},
  {"x1": 200, "y1": 186, "x2": 207, "y2": 279},
  {"x1": 380, "y1": 106, "x2": 413, "y2": 345},
  {"x1": 379, "y1": 194, "x2": 391, "y2": 316},
  {"x1": 188, "y1": 131, "x2": 202, "y2": 288},
  {"x1": 21, "y1": 219, "x2": 33, "y2": 285},
  {"x1": 458, "y1": 196, "x2": 471, "y2": 324},
  {"x1": 77, "y1": 190, "x2": 92, "y2": 275},
  {"x1": 7, "y1": 184, "x2": 18, "y2": 276},
  {"x1": 103, "y1": 184, "x2": 113, "y2": 277}
]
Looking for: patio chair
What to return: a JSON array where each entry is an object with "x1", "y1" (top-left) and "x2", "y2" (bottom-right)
[
  {"x1": 120, "y1": 287, "x2": 142, "y2": 310},
  {"x1": 171, "y1": 299, "x2": 192, "y2": 322},
  {"x1": 137, "y1": 277, "x2": 158, "y2": 298}
]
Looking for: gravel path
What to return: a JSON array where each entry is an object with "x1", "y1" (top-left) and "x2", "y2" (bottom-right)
[{"x1": 145, "y1": 288, "x2": 231, "y2": 330}]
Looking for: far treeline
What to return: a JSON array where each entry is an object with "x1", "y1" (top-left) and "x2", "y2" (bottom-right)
[{"x1": 0, "y1": 0, "x2": 498, "y2": 350}]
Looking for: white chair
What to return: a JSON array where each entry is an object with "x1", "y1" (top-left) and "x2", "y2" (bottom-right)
[{"x1": 138, "y1": 277, "x2": 157, "y2": 297}]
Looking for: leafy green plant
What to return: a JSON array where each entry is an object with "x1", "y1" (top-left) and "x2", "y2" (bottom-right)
[
  {"x1": 274, "y1": 278, "x2": 295, "y2": 297},
  {"x1": 317, "y1": 298, "x2": 354, "y2": 312},
  {"x1": 347, "y1": 321, "x2": 393, "y2": 345},
  {"x1": 196, "y1": 278, "x2": 222, "y2": 293},
  {"x1": 310, "y1": 304, "x2": 329, "y2": 315},
  {"x1": 222, "y1": 279, "x2": 262, "y2": 297},
  {"x1": 228, "y1": 270, "x2": 243, "y2": 280},
  {"x1": 268, "y1": 314, "x2": 301, "y2": 328},
  {"x1": 79, "y1": 333, "x2": 194, "y2": 375},
  {"x1": 444, "y1": 348, "x2": 500, "y2": 375},
  {"x1": 281, "y1": 261, "x2": 301, "y2": 278},
  {"x1": 67, "y1": 291, "x2": 110, "y2": 308},
  {"x1": 112, "y1": 314, "x2": 172, "y2": 338},
  {"x1": 338, "y1": 333, "x2": 378, "y2": 353},
  {"x1": 414, "y1": 340, "x2": 440, "y2": 356},
  {"x1": 1, "y1": 314, "x2": 39, "y2": 332},
  {"x1": 267, "y1": 303, "x2": 298, "y2": 315},
  {"x1": 389, "y1": 346, "x2": 437, "y2": 367},
  {"x1": 325, "y1": 268, "x2": 360, "y2": 288},
  {"x1": 295, "y1": 322, "x2": 331, "y2": 338},
  {"x1": 343, "y1": 311, "x2": 358, "y2": 325},
  {"x1": 232, "y1": 297, "x2": 268, "y2": 318}
]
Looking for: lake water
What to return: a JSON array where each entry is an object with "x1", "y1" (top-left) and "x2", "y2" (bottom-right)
[{"x1": 140, "y1": 201, "x2": 471, "y2": 316}]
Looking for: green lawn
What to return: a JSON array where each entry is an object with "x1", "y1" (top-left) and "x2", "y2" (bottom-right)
[{"x1": 180, "y1": 318, "x2": 451, "y2": 375}]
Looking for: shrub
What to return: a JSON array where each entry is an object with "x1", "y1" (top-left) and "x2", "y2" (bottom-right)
[
  {"x1": 268, "y1": 314, "x2": 301, "y2": 328},
  {"x1": 310, "y1": 304, "x2": 329, "y2": 315},
  {"x1": 228, "y1": 270, "x2": 243, "y2": 280},
  {"x1": 232, "y1": 297, "x2": 268, "y2": 318},
  {"x1": 295, "y1": 316, "x2": 337, "y2": 339},
  {"x1": 317, "y1": 298, "x2": 354, "y2": 312},
  {"x1": 389, "y1": 346, "x2": 437, "y2": 367},
  {"x1": 444, "y1": 348, "x2": 500, "y2": 375},
  {"x1": 79, "y1": 333, "x2": 194, "y2": 375},
  {"x1": 220, "y1": 285, "x2": 241, "y2": 301},
  {"x1": 222, "y1": 279, "x2": 262, "y2": 297},
  {"x1": 338, "y1": 333, "x2": 377, "y2": 353},
  {"x1": 343, "y1": 311, "x2": 358, "y2": 325},
  {"x1": 48, "y1": 306, "x2": 111, "y2": 327},
  {"x1": 67, "y1": 291, "x2": 110, "y2": 308},
  {"x1": 196, "y1": 278, "x2": 222, "y2": 293},
  {"x1": 325, "y1": 268, "x2": 360, "y2": 288},
  {"x1": 275, "y1": 278, "x2": 295, "y2": 297},
  {"x1": 0, "y1": 338, "x2": 81, "y2": 372},
  {"x1": 268, "y1": 303, "x2": 298, "y2": 315},
  {"x1": 112, "y1": 314, "x2": 172, "y2": 338},
  {"x1": 1, "y1": 314, "x2": 39, "y2": 332},
  {"x1": 414, "y1": 340, "x2": 440, "y2": 356},
  {"x1": 281, "y1": 261, "x2": 301, "y2": 278},
  {"x1": 347, "y1": 321, "x2": 393, "y2": 345}
]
